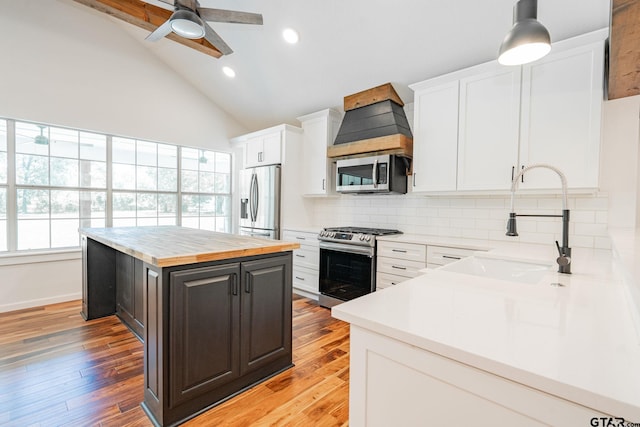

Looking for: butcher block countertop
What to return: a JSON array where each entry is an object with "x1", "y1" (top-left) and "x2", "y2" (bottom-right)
[{"x1": 79, "y1": 226, "x2": 300, "y2": 267}]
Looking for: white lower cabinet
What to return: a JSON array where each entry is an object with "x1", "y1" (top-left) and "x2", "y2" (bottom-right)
[
  {"x1": 283, "y1": 229, "x2": 319, "y2": 299},
  {"x1": 349, "y1": 326, "x2": 607, "y2": 427},
  {"x1": 377, "y1": 240, "x2": 481, "y2": 289},
  {"x1": 376, "y1": 241, "x2": 426, "y2": 290}
]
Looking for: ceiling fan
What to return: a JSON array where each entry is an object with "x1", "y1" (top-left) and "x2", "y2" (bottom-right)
[{"x1": 146, "y1": 0, "x2": 263, "y2": 55}]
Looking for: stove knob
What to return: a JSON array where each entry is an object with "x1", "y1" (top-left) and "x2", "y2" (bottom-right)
[
  {"x1": 330, "y1": 232, "x2": 335, "y2": 238},
  {"x1": 365, "y1": 236, "x2": 371, "y2": 242},
  {"x1": 320, "y1": 231, "x2": 325, "y2": 237}
]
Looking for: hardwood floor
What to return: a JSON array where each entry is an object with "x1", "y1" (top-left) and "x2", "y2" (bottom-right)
[{"x1": 0, "y1": 295, "x2": 350, "y2": 426}]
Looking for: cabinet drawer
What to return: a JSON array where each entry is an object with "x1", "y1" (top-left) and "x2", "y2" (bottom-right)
[
  {"x1": 292, "y1": 265, "x2": 319, "y2": 294},
  {"x1": 426, "y1": 246, "x2": 477, "y2": 266},
  {"x1": 293, "y1": 246, "x2": 319, "y2": 270},
  {"x1": 377, "y1": 257, "x2": 426, "y2": 278},
  {"x1": 376, "y1": 272, "x2": 408, "y2": 290},
  {"x1": 377, "y1": 241, "x2": 426, "y2": 263},
  {"x1": 282, "y1": 230, "x2": 319, "y2": 248}
]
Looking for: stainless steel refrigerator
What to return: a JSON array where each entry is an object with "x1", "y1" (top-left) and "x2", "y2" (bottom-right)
[{"x1": 239, "y1": 164, "x2": 281, "y2": 239}]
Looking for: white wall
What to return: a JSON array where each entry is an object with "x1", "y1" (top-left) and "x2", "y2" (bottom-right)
[
  {"x1": 0, "y1": 0, "x2": 248, "y2": 312},
  {"x1": 600, "y1": 95, "x2": 640, "y2": 228}
]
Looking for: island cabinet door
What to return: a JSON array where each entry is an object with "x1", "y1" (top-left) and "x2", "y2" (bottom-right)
[
  {"x1": 240, "y1": 255, "x2": 293, "y2": 376},
  {"x1": 168, "y1": 263, "x2": 241, "y2": 407},
  {"x1": 115, "y1": 253, "x2": 144, "y2": 339}
]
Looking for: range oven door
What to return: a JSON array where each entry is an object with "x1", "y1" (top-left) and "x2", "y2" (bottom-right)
[{"x1": 319, "y1": 241, "x2": 375, "y2": 307}]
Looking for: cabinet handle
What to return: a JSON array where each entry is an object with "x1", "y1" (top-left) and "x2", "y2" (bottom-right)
[
  {"x1": 322, "y1": 178, "x2": 325, "y2": 190},
  {"x1": 296, "y1": 237, "x2": 306, "y2": 240},
  {"x1": 442, "y1": 255, "x2": 461, "y2": 260},
  {"x1": 392, "y1": 265, "x2": 407, "y2": 270},
  {"x1": 295, "y1": 254, "x2": 305, "y2": 258},
  {"x1": 413, "y1": 172, "x2": 416, "y2": 187},
  {"x1": 245, "y1": 273, "x2": 251, "y2": 293},
  {"x1": 231, "y1": 274, "x2": 238, "y2": 296},
  {"x1": 295, "y1": 276, "x2": 305, "y2": 281},
  {"x1": 391, "y1": 282, "x2": 397, "y2": 286},
  {"x1": 511, "y1": 166, "x2": 515, "y2": 181},
  {"x1": 392, "y1": 249, "x2": 407, "y2": 253},
  {"x1": 521, "y1": 165, "x2": 524, "y2": 183}
]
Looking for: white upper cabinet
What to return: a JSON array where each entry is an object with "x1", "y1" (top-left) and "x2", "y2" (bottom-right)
[
  {"x1": 457, "y1": 63, "x2": 522, "y2": 191},
  {"x1": 410, "y1": 29, "x2": 607, "y2": 193},
  {"x1": 241, "y1": 132, "x2": 282, "y2": 168},
  {"x1": 297, "y1": 109, "x2": 342, "y2": 196},
  {"x1": 518, "y1": 38, "x2": 605, "y2": 190},
  {"x1": 411, "y1": 80, "x2": 459, "y2": 192}
]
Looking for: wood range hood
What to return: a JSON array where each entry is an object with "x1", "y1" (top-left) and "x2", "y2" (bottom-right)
[{"x1": 327, "y1": 83, "x2": 413, "y2": 160}]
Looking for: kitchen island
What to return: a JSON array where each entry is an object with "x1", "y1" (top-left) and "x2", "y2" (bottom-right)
[
  {"x1": 333, "y1": 242, "x2": 640, "y2": 426},
  {"x1": 79, "y1": 226, "x2": 300, "y2": 427}
]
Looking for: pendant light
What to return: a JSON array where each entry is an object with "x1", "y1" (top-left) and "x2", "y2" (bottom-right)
[
  {"x1": 34, "y1": 125, "x2": 49, "y2": 145},
  {"x1": 498, "y1": 0, "x2": 551, "y2": 66}
]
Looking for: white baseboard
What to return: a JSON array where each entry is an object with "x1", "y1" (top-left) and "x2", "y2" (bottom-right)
[{"x1": 0, "y1": 292, "x2": 82, "y2": 313}]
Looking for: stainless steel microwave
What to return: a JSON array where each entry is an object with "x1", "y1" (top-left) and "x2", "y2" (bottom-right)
[{"x1": 335, "y1": 154, "x2": 408, "y2": 194}]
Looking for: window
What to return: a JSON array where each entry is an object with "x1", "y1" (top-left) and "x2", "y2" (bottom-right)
[
  {"x1": 15, "y1": 122, "x2": 107, "y2": 250},
  {"x1": 181, "y1": 147, "x2": 231, "y2": 232},
  {"x1": 0, "y1": 119, "x2": 7, "y2": 252},
  {"x1": 112, "y1": 137, "x2": 178, "y2": 227},
  {"x1": 0, "y1": 117, "x2": 233, "y2": 253}
]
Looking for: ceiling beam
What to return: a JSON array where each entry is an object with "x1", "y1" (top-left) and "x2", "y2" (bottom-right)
[{"x1": 72, "y1": 0, "x2": 223, "y2": 58}]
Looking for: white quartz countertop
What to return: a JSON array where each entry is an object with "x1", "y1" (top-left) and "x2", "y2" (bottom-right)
[{"x1": 332, "y1": 240, "x2": 640, "y2": 421}]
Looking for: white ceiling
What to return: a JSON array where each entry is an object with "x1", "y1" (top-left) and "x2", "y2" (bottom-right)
[{"x1": 96, "y1": 0, "x2": 609, "y2": 132}]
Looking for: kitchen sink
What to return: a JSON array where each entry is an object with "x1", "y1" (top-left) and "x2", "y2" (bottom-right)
[{"x1": 438, "y1": 255, "x2": 553, "y2": 284}]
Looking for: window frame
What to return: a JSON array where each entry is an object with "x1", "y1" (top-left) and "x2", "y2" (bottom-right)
[{"x1": 0, "y1": 117, "x2": 234, "y2": 254}]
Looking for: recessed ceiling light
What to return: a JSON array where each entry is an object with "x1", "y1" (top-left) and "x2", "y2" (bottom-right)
[
  {"x1": 282, "y1": 28, "x2": 299, "y2": 44},
  {"x1": 222, "y1": 66, "x2": 236, "y2": 78}
]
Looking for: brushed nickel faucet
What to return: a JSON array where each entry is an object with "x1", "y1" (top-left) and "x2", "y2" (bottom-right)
[{"x1": 506, "y1": 164, "x2": 571, "y2": 274}]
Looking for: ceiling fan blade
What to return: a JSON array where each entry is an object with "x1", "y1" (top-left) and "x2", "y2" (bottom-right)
[
  {"x1": 203, "y1": 23, "x2": 233, "y2": 55},
  {"x1": 146, "y1": 19, "x2": 173, "y2": 42},
  {"x1": 198, "y1": 8, "x2": 263, "y2": 25}
]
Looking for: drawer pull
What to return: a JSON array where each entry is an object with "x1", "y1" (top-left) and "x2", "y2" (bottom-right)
[
  {"x1": 442, "y1": 255, "x2": 461, "y2": 260},
  {"x1": 295, "y1": 276, "x2": 305, "y2": 281},
  {"x1": 392, "y1": 249, "x2": 407, "y2": 253},
  {"x1": 295, "y1": 254, "x2": 305, "y2": 258},
  {"x1": 392, "y1": 265, "x2": 407, "y2": 270},
  {"x1": 296, "y1": 237, "x2": 306, "y2": 240}
]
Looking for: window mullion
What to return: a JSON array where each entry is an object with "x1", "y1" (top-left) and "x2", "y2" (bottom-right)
[
  {"x1": 106, "y1": 135, "x2": 113, "y2": 227},
  {"x1": 6, "y1": 120, "x2": 17, "y2": 251}
]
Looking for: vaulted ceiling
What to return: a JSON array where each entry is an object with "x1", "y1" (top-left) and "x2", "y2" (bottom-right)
[{"x1": 71, "y1": 0, "x2": 610, "y2": 132}]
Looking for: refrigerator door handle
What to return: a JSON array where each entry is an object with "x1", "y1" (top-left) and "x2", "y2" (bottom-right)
[
  {"x1": 249, "y1": 173, "x2": 256, "y2": 222},
  {"x1": 252, "y1": 174, "x2": 259, "y2": 222}
]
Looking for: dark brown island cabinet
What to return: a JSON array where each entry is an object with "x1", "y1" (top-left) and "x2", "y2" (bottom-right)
[{"x1": 79, "y1": 226, "x2": 299, "y2": 427}]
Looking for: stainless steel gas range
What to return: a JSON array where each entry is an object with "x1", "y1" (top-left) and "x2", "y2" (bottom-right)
[{"x1": 317, "y1": 226, "x2": 402, "y2": 308}]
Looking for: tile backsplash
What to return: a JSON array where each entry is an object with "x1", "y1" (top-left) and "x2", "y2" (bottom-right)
[{"x1": 311, "y1": 193, "x2": 611, "y2": 249}]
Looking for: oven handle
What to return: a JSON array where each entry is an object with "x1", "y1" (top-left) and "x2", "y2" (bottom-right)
[{"x1": 319, "y1": 241, "x2": 374, "y2": 257}]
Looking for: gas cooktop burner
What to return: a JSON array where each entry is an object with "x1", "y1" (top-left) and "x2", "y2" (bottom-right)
[{"x1": 323, "y1": 226, "x2": 403, "y2": 236}]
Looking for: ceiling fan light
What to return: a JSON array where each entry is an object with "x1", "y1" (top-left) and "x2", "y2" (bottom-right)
[
  {"x1": 170, "y1": 10, "x2": 205, "y2": 39},
  {"x1": 498, "y1": 0, "x2": 551, "y2": 66}
]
